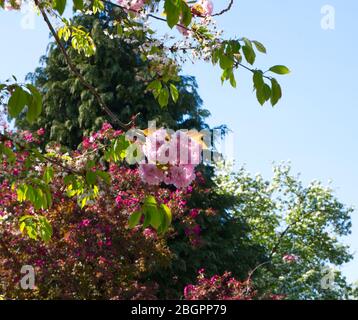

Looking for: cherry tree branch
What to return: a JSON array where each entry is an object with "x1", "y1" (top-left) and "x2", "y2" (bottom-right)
[{"x1": 212, "y1": 0, "x2": 234, "y2": 17}]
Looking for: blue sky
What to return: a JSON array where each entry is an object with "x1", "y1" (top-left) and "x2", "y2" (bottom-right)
[{"x1": 1, "y1": 1, "x2": 358, "y2": 284}]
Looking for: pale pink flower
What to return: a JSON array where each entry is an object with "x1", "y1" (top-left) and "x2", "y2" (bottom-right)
[
  {"x1": 142, "y1": 128, "x2": 168, "y2": 164},
  {"x1": 200, "y1": 0, "x2": 214, "y2": 16},
  {"x1": 117, "y1": 0, "x2": 146, "y2": 12},
  {"x1": 139, "y1": 164, "x2": 164, "y2": 185},
  {"x1": 170, "y1": 131, "x2": 201, "y2": 165},
  {"x1": 37, "y1": 128, "x2": 45, "y2": 136},
  {"x1": 169, "y1": 165, "x2": 196, "y2": 188}
]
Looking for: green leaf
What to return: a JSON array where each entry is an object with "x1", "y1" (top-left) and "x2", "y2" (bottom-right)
[
  {"x1": 128, "y1": 210, "x2": 143, "y2": 229},
  {"x1": 169, "y1": 84, "x2": 179, "y2": 103},
  {"x1": 269, "y1": 65, "x2": 290, "y2": 75},
  {"x1": 164, "y1": 0, "x2": 181, "y2": 28},
  {"x1": 144, "y1": 195, "x2": 157, "y2": 207},
  {"x1": 253, "y1": 71, "x2": 264, "y2": 90},
  {"x1": 149, "y1": 206, "x2": 162, "y2": 229},
  {"x1": 54, "y1": 0, "x2": 67, "y2": 15},
  {"x1": 142, "y1": 210, "x2": 152, "y2": 228},
  {"x1": 26, "y1": 84, "x2": 42, "y2": 123},
  {"x1": 242, "y1": 45, "x2": 256, "y2": 65},
  {"x1": 219, "y1": 54, "x2": 234, "y2": 70},
  {"x1": 147, "y1": 80, "x2": 162, "y2": 91},
  {"x1": 252, "y1": 40, "x2": 267, "y2": 54},
  {"x1": 73, "y1": 0, "x2": 84, "y2": 11},
  {"x1": 256, "y1": 86, "x2": 266, "y2": 106},
  {"x1": 230, "y1": 72, "x2": 237, "y2": 88},
  {"x1": 263, "y1": 83, "x2": 272, "y2": 101},
  {"x1": 180, "y1": 1, "x2": 192, "y2": 27},
  {"x1": 86, "y1": 171, "x2": 97, "y2": 186},
  {"x1": 19, "y1": 215, "x2": 52, "y2": 242},
  {"x1": 8, "y1": 86, "x2": 27, "y2": 118},
  {"x1": 158, "y1": 87, "x2": 170, "y2": 108},
  {"x1": 43, "y1": 166, "x2": 54, "y2": 184},
  {"x1": 270, "y1": 78, "x2": 282, "y2": 106},
  {"x1": 160, "y1": 204, "x2": 172, "y2": 226},
  {"x1": 38, "y1": 216, "x2": 53, "y2": 242},
  {"x1": 96, "y1": 171, "x2": 111, "y2": 184}
]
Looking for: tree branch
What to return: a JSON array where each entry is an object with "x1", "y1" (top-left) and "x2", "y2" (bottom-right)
[
  {"x1": 212, "y1": 0, "x2": 234, "y2": 17},
  {"x1": 34, "y1": 1, "x2": 135, "y2": 130}
]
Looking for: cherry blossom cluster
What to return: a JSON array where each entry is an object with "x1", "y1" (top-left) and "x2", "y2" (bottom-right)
[
  {"x1": 117, "y1": 0, "x2": 147, "y2": 11},
  {"x1": 139, "y1": 128, "x2": 202, "y2": 188}
]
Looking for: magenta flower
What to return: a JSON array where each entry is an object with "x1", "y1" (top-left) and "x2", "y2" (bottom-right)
[
  {"x1": 192, "y1": 225, "x2": 201, "y2": 236},
  {"x1": 189, "y1": 209, "x2": 200, "y2": 219},
  {"x1": 37, "y1": 128, "x2": 45, "y2": 136},
  {"x1": 184, "y1": 284, "x2": 195, "y2": 299},
  {"x1": 23, "y1": 131, "x2": 34, "y2": 143},
  {"x1": 80, "y1": 219, "x2": 91, "y2": 227}
]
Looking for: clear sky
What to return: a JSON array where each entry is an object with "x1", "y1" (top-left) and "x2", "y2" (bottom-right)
[{"x1": 1, "y1": 0, "x2": 357, "y2": 283}]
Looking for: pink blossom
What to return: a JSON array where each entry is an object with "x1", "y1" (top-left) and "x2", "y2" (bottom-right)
[
  {"x1": 4, "y1": 140, "x2": 12, "y2": 148},
  {"x1": 201, "y1": 0, "x2": 214, "y2": 16},
  {"x1": 37, "y1": 128, "x2": 45, "y2": 136},
  {"x1": 117, "y1": 0, "x2": 146, "y2": 11},
  {"x1": 82, "y1": 137, "x2": 91, "y2": 150},
  {"x1": 169, "y1": 131, "x2": 202, "y2": 166},
  {"x1": 23, "y1": 131, "x2": 34, "y2": 143},
  {"x1": 139, "y1": 164, "x2": 164, "y2": 185},
  {"x1": 282, "y1": 254, "x2": 299, "y2": 264},
  {"x1": 143, "y1": 228, "x2": 157, "y2": 240},
  {"x1": 198, "y1": 268, "x2": 205, "y2": 275},
  {"x1": 169, "y1": 165, "x2": 196, "y2": 188},
  {"x1": 113, "y1": 130, "x2": 123, "y2": 137},
  {"x1": 189, "y1": 209, "x2": 200, "y2": 219},
  {"x1": 142, "y1": 128, "x2": 168, "y2": 164},
  {"x1": 80, "y1": 219, "x2": 91, "y2": 227},
  {"x1": 210, "y1": 275, "x2": 220, "y2": 284},
  {"x1": 184, "y1": 284, "x2": 195, "y2": 299},
  {"x1": 101, "y1": 122, "x2": 112, "y2": 132},
  {"x1": 115, "y1": 192, "x2": 139, "y2": 207}
]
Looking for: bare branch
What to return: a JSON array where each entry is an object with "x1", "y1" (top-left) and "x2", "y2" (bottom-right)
[{"x1": 212, "y1": 0, "x2": 234, "y2": 17}]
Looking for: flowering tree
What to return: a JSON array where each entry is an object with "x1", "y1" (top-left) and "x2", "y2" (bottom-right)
[
  {"x1": 0, "y1": 0, "x2": 291, "y2": 299},
  {"x1": 214, "y1": 163, "x2": 354, "y2": 299}
]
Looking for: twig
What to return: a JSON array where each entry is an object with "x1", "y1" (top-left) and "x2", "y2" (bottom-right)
[{"x1": 212, "y1": 0, "x2": 234, "y2": 17}]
